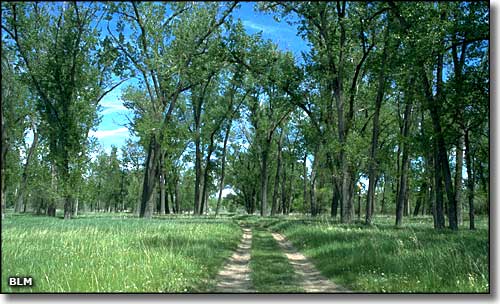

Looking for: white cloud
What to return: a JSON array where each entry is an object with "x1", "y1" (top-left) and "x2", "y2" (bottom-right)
[
  {"x1": 88, "y1": 127, "x2": 129, "y2": 139},
  {"x1": 242, "y1": 20, "x2": 284, "y2": 34},
  {"x1": 100, "y1": 99, "x2": 129, "y2": 114}
]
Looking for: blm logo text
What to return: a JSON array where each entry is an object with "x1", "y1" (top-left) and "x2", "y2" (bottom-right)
[{"x1": 8, "y1": 277, "x2": 33, "y2": 287}]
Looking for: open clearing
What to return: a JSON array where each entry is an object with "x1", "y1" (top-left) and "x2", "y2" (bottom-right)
[{"x1": 1, "y1": 214, "x2": 489, "y2": 293}]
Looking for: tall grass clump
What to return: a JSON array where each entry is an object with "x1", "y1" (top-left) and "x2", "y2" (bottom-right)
[
  {"x1": 2, "y1": 214, "x2": 241, "y2": 293},
  {"x1": 267, "y1": 215, "x2": 489, "y2": 293}
]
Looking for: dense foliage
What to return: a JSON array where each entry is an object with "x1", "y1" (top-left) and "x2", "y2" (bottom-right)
[{"x1": 1, "y1": 2, "x2": 489, "y2": 231}]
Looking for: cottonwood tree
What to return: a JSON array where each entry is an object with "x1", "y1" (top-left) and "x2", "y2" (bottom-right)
[
  {"x1": 110, "y1": 2, "x2": 237, "y2": 218},
  {"x1": 263, "y1": 2, "x2": 389, "y2": 223},
  {"x1": 2, "y1": 2, "x2": 123, "y2": 219},
  {"x1": 1, "y1": 47, "x2": 32, "y2": 218}
]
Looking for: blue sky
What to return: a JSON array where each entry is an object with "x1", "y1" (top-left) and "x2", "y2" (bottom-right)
[{"x1": 92, "y1": 2, "x2": 309, "y2": 153}]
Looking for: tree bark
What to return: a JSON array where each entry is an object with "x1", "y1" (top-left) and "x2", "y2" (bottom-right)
[
  {"x1": 281, "y1": 155, "x2": 287, "y2": 215},
  {"x1": 310, "y1": 146, "x2": 319, "y2": 216},
  {"x1": 357, "y1": 188, "x2": 361, "y2": 221},
  {"x1": 194, "y1": 130, "x2": 202, "y2": 215},
  {"x1": 216, "y1": 123, "x2": 231, "y2": 216},
  {"x1": 260, "y1": 143, "x2": 270, "y2": 216},
  {"x1": 419, "y1": 12, "x2": 457, "y2": 230},
  {"x1": 413, "y1": 181, "x2": 426, "y2": 216},
  {"x1": 159, "y1": 153, "x2": 166, "y2": 215},
  {"x1": 271, "y1": 131, "x2": 283, "y2": 216},
  {"x1": 381, "y1": 176, "x2": 387, "y2": 214},
  {"x1": 331, "y1": 178, "x2": 340, "y2": 218},
  {"x1": 464, "y1": 129, "x2": 475, "y2": 230},
  {"x1": 201, "y1": 129, "x2": 217, "y2": 215},
  {"x1": 395, "y1": 84, "x2": 413, "y2": 227},
  {"x1": 455, "y1": 133, "x2": 464, "y2": 225},
  {"x1": 74, "y1": 196, "x2": 79, "y2": 217},
  {"x1": 1, "y1": 104, "x2": 7, "y2": 219},
  {"x1": 366, "y1": 25, "x2": 388, "y2": 225},
  {"x1": 140, "y1": 136, "x2": 160, "y2": 219},
  {"x1": 15, "y1": 121, "x2": 38, "y2": 213},
  {"x1": 302, "y1": 153, "x2": 308, "y2": 214},
  {"x1": 432, "y1": 143, "x2": 446, "y2": 229},
  {"x1": 174, "y1": 176, "x2": 181, "y2": 214}
]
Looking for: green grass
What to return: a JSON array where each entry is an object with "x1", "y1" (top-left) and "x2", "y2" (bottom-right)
[
  {"x1": 1, "y1": 214, "x2": 241, "y2": 293},
  {"x1": 265, "y1": 215, "x2": 489, "y2": 293},
  {"x1": 249, "y1": 228, "x2": 304, "y2": 293},
  {"x1": 2, "y1": 213, "x2": 489, "y2": 293}
]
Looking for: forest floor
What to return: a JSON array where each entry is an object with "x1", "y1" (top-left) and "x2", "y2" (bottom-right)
[{"x1": 1, "y1": 212, "x2": 489, "y2": 293}]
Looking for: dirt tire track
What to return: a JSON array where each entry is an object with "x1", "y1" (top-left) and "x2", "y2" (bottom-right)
[
  {"x1": 272, "y1": 232, "x2": 350, "y2": 293},
  {"x1": 215, "y1": 227, "x2": 255, "y2": 293}
]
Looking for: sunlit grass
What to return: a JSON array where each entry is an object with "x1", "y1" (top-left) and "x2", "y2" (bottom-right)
[
  {"x1": 249, "y1": 228, "x2": 303, "y2": 293},
  {"x1": 265, "y1": 215, "x2": 489, "y2": 293},
  {"x1": 2, "y1": 214, "x2": 241, "y2": 293}
]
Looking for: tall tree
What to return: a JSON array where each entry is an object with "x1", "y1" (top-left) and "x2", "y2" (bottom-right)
[
  {"x1": 111, "y1": 2, "x2": 237, "y2": 218},
  {"x1": 3, "y1": 2, "x2": 121, "y2": 219}
]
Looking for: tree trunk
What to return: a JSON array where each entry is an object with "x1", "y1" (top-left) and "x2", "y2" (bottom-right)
[
  {"x1": 281, "y1": 155, "x2": 287, "y2": 215},
  {"x1": 201, "y1": 131, "x2": 217, "y2": 215},
  {"x1": 395, "y1": 86, "x2": 413, "y2": 227},
  {"x1": 216, "y1": 123, "x2": 231, "y2": 216},
  {"x1": 331, "y1": 178, "x2": 340, "y2": 218},
  {"x1": 271, "y1": 132, "x2": 283, "y2": 216},
  {"x1": 455, "y1": 133, "x2": 464, "y2": 225},
  {"x1": 260, "y1": 143, "x2": 270, "y2": 216},
  {"x1": 310, "y1": 146, "x2": 319, "y2": 217},
  {"x1": 404, "y1": 176, "x2": 410, "y2": 217},
  {"x1": 1, "y1": 109, "x2": 8, "y2": 219},
  {"x1": 64, "y1": 195, "x2": 72, "y2": 220},
  {"x1": 428, "y1": 170, "x2": 435, "y2": 217},
  {"x1": 74, "y1": 195, "x2": 79, "y2": 217},
  {"x1": 413, "y1": 181, "x2": 426, "y2": 216},
  {"x1": 340, "y1": 153, "x2": 350, "y2": 222},
  {"x1": 381, "y1": 176, "x2": 387, "y2": 214},
  {"x1": 194, "y1": 131, "x2": 202, "y2": 215},
  {"x1": 15, "y1": 122, "x2": 38, "y2": 213},
  {"x1": 357, "y1": 189, "x2": 361, "y2": 221},
  {"x1": 432, "y1": 144, "x2": 446, "y2": 229},
  {"x1": 366, "y1": 27, "x2": 388, "y2": 225},
  {"x1": 159, "y1": 153, "x2": 166, "y2": 215},
  {"x1": 140, "y1": 136, "x2": 160, "y2": 219},
  {"x1": 283, "y1": 159, "x2": 293, "y2": 215},
  {"x1": 174, "y1": 176, "x2": 180, "y2": 214},
  {"x1": 372, "y1": 176, "x2": 379, "y2": 217},
  {"x1": 464, "y1": 129, "x2": 475, "y2": 230},
  {"x1": 420, "y1": 19, "x2": 457, "y2": 230},
  {"x1": 302, "y1": 153, "x2": 308, "y2": 214},
  {"x1": 413, "y1": 197, "x2": 421, "y2": 217}
]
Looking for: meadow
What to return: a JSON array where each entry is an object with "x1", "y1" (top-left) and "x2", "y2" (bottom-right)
[
  {"x1": 263, "y1": 215, "x2": 489, "y2": 293},
  {"x1": 1, "y1": 214, "x2": 241, "y2": 293},
  {"x1": 1, "y1": 213, "x2": 489, "y2": 293}
]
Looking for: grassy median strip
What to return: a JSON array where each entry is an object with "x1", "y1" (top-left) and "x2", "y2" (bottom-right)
[{"x1": 249, "y1": 228, "x2": 304, "y2": 293}]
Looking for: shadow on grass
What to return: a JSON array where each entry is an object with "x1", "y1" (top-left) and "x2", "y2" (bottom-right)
[{"x1": 250, "y1": 229, "x2": 303, "y2": 293}]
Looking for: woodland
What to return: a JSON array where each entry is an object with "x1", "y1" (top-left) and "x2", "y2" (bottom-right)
[{"x1": 0, "y1": 1, "x2": 490, "y2": 293}]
